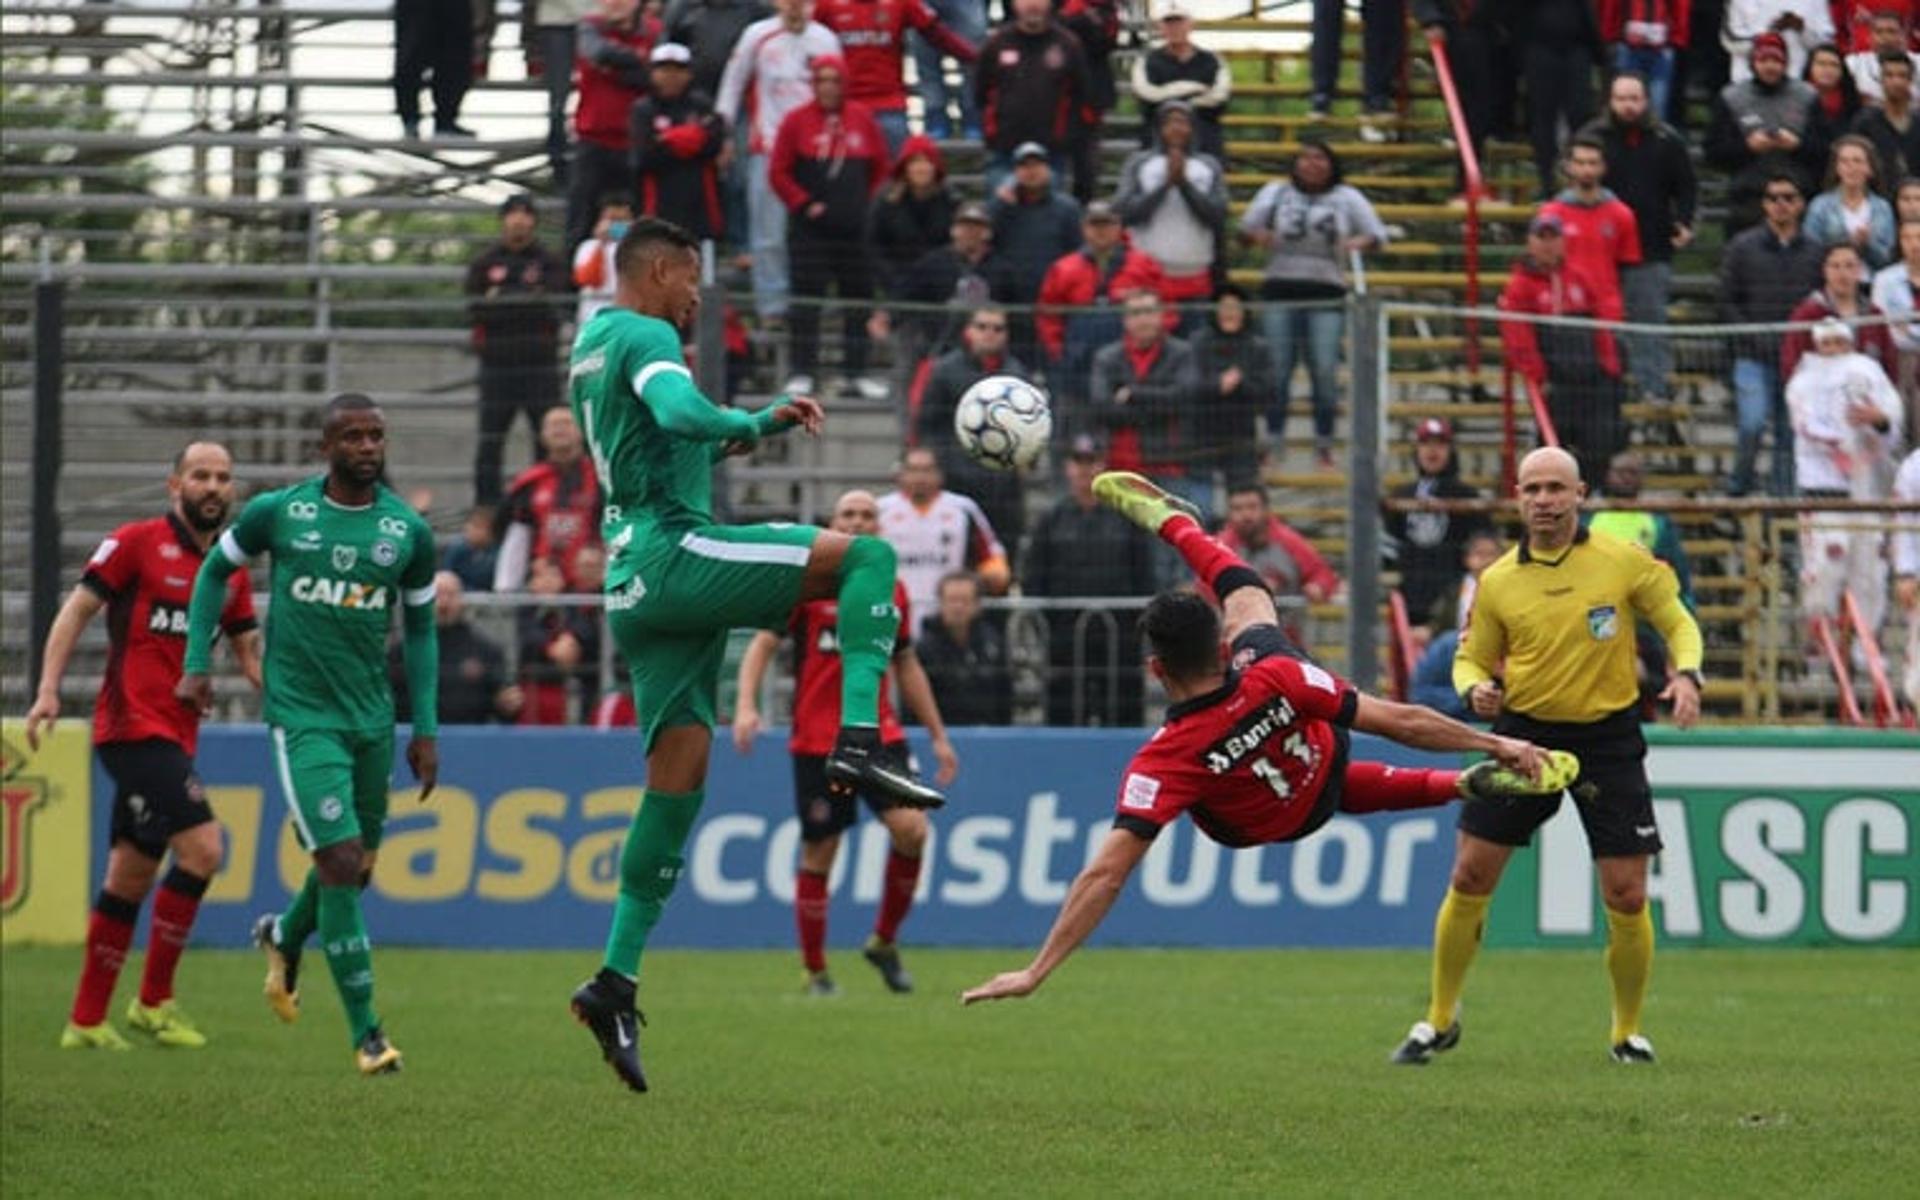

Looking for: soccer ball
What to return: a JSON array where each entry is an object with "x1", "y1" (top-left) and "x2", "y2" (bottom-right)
[{"x1": 953, "y1": 375, "x2": 1052, "y2": 471}]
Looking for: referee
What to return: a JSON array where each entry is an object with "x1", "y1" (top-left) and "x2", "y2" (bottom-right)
[{"x1": 1391, "y1": 447, "x2": 1703, "y2": 1067}]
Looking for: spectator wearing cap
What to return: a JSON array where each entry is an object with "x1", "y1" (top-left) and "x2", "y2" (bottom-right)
[
  {"x1": 1499, "y1": 210, "x2": 1628, "y2": 488},
  {"x1": 884, "y1": 202, "x2": 1021, "y2": 364},
  {"x1": 770, "y1": 55, "x2": 891, "y2": 400},
  {"x1": 1020, "y1": 435, "x2": 1159, "y2": 726},
  {"x1": 1036, "y1": 201, "x2": 1168, "y2": 416},
  {"x1": 572, "y1": 195, "x2": 634, "y2": 325},
  {"x1": 916, "y1": 305, "x2": 1033, "y2": 544},
  {"x1": 394, "y1": 0, "x2": 474, "y2": 140},
  {"x1": 868, "y1": 136, "x2": 958, "y2": 304},
  {"x1": 566, "y1": 0, "x2": 661, "y2": 253},
  {"x1": 1720, "y1": 169, "x2": 1824, "y2": 495},
  {"x1": 1240, "y1": 139, "x2": 1388, "y2": 468},
  {"x1": 974, "y1": 0, "x2": 1094, "y2": 196},
  {"x1": 465, "y1": 195, "x2": 573, "y2": 505},
  {"x1": 988, "y1": 143, "x2": 1084, "y2": 322},
  {"x1": 1088, "y1": 289, "x2": 1206, "y2": 511},
  {"x1": 1307, "y1": 0, "x2": 1403, "y2": 136},
  {"x1": 1723, "y1": 0, "x2": 1834, "y2": 83},
  {"x1": 1577, "y1": 72, "x2": 1698, "y2": 404},
  {"x1": 717, "y1": 0, "x2": 844, "y2": 323},
  {"x1": 1708, "y1": 31, "x2": 1818, "y2": 233},
  {"x1": 1187, "y1": 284, "x2": 1274, "y2": 492},
  {"x1": 629, "y1": 42, "x2": 728, "y2": 241},
  {"x1": 1385, "y1": 418, "x2": 1491, "y2": 629},
  {"x1": 813, "y1": 0, "x2": 976, "y2": 158},
  {"x1": 1132, "y1": 0, "x2": 1231, "y2": 157},
  {"x1": 1115, "y1": 100, "x2": 1227, "y2": 331}
]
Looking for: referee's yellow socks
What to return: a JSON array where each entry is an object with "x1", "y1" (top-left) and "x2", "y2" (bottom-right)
[
  {"x1": 1425, "y1": 887, "x2": 1492, "y2": 1030},
  {"x1": 1605, "y1": 904, "x2": 1655, "y2": 1044}
]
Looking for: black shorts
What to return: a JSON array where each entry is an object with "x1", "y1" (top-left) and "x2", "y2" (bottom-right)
[
  {"x1": 96, "y1": 738, "x2": 214, "y2": 859},
  {"x1": 792, "y1": 743, "x2": 914, "y2": 843},
  {"x1": 1458, "y1": 708, "x2": 1662, "y2": 859}
]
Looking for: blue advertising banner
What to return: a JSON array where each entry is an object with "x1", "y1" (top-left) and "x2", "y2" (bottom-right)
[{"x1": 142, "y1": 726, "x2": 1462, "y2": 950}]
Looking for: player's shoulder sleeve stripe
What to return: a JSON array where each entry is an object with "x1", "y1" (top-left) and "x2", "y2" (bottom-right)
[
  {"x1": 403, "y1": 582, "x2": 437, "y2": 607},
  {"x1": 216, "y1": 528, "x2": 251, "y2": 566},
  {"x1": 633, "y1": 359, "x2": 694, "y2": 399}
]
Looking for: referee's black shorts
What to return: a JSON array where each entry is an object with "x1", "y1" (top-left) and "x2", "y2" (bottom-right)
[{"x1": 1458, "y1": 708, "x2": 1662, "y2": 859}]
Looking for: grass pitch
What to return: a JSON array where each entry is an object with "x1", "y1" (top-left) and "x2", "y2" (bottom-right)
[{"x1": 3, "y1": 945, "x2": 1915, "y2": 1196}]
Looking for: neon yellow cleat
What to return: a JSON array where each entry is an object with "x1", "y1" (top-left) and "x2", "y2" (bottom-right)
[
  {"x1": 60, "y1": 1021, "x2": 132, "y2": 1051},
  {"x1": 125, "y1": 998, "x2": 208, "y2": 1049},
  {"x1": 1091, "y1": 471, "x2": 1200, "y2": 534},
  {"x1": 1459, "y1": 749, "x2": 1581, "y2": 801}
]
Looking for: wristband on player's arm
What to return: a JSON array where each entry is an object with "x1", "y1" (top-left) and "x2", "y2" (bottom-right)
[{"x1": 181, "y1": 544, "x2": 242, "y2": 674}]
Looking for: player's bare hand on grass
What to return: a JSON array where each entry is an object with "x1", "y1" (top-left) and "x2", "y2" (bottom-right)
[
  {"x1": 1468, "y1": 681, "x2": 1504, "y2": 719},
  {"x1": 731, "y1": 708, "x2": 761, "y2": 754},
  {"x1": 931, "y1": 734, "x2": 959, "y2": 786},
  {"x1": 1488, "y1": 737, "x2": 1546, "y2": 784},
  {"x1": 174, "y1": 673, "x2": 214, "y2": 717},
  {"x1": 961, "y1": 968, "x2": 1040, "y2": 1005},
  {"x1": 775, "y1": 395, "x2": 826, "y2": 436},
  {"x1": 1660, "y1": 674, "x2": 1701, "y2": 729},
  {"x1": 24, "y1": 693, "x2": 59, "y2": 750},
  {"x1": 408, "y1": 736, "x2": 438, "y2": 800}
]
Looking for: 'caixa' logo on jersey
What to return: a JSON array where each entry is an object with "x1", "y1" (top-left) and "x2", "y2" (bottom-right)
[
  {"x1": 1202, "y1": 697, "x2": 1299, "y2": 775},
  {"x1": 290, "y1": 576, "x2": 390, "y2": 610},
  {"x1": 146, "y1": 602, "x2": 190, "y2": 637}
]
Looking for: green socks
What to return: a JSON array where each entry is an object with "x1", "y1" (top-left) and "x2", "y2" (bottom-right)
[
  {"x1": 317, "y1": 884, "x2": 379, "y2": 1045},
  {"x1": 835, "y1": 535, "x2": 899, "y2": 728},
  {"x1": 277, "y1": 870, "x2": 320, "y2": 952},
  {"x1": 602, "y1": 789, "x2": 704, "y2": 981}
]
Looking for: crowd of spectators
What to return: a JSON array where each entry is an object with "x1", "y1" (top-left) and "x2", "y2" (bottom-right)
[{"x1": 419, "y1": 0, "x2": 1920, "y2": 725}]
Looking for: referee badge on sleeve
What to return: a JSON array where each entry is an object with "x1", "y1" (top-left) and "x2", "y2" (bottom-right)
[{"x1": 1587, "y1": 604, "x2": 1619, "y2": 641}]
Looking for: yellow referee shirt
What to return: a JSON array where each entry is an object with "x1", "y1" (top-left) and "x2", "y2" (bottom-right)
[{"x1": 1452, "y1": 528, "x2": 1703, "y2": 724}]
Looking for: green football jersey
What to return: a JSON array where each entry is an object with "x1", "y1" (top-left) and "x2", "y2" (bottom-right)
[
  {"x1": 569, "y1": 308, "x2": 774, "y2": 588},
  {"x1": 217, "y1": 477, "x2": 436, "y2": 731}
]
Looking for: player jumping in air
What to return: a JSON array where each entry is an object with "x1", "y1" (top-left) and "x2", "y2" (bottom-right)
[
  {"x1": 565, "y1": 218, "x2": 942, "y2": 1093},
  {"x1": 179, "y1": 395, "x2": 440, "y2": 1076},
  {"x1": 27, "y1": 442, "x2": 262, "y2": 1051},
  {"x1": 961, "y1": 472, "x2": 1579, "y2": 1008},
  {"x1": 732, "y1": 488, "x2": 960, "y2": 997}
]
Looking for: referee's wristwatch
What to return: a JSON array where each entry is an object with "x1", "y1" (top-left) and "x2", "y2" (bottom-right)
[{"x1": 1676, "y1": 668, "x2": 1704, "y2": 690}]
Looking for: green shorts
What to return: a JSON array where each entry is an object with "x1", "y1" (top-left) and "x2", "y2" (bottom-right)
[
  {"x1": 609, "y1": 523, "x2": 819, "y2": 750},
  {"x1": 269, "y1": 726, "x2": 395, "y2": 852}
]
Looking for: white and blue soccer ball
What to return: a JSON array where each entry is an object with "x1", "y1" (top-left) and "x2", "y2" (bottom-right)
[{"x1": 954, "y1": 374, "x2": 1052, "y2": 472}]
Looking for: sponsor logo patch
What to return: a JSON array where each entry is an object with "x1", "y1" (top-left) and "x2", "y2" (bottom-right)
[
  {"x1": 1588, "y1": 604, "x2": 1619, "y2": 641},
  {"x1": 1121, "y1": 773, "x2": 1161, "y2": 810}
]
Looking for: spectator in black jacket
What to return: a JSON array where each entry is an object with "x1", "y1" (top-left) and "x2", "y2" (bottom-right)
[
  {"x1": 663, "y1": 0, "x2": 769, "y2": 99},
  {"x1": 1087, "y1": 289, "x2": 1205, "y2": 511},
  {"x1": 465, "y1": 195, "x2": 572, "y2": 505},
  {"x1": 1130, "y1": 0, "x2": 1231, "y2": 157},
  {"x1": 915, "y1": 571, "x2": 1013, "y2": 725},
  {"x1": 1384, "y1": 418, "x2": 1490, "y2": 629},
  {"x1": 1186, "y1": 285, "x2": 1272, "y2": 491},
  {"x1": 1308, "y1": 0, "x2": 1402, "y2": 134},
  {"x1": 629, "y1": 43, "x2": 727, "y2": 240},
  {"x1": 1719, "y1": 171, "x2": 1824, "y2": 495},
  {"x1": 1058, "y1": 0, "x2": 1121, "y2": 201},
  {"x1": 974, "y1": 0, "x2": 1093, "y2": 195},
  {"x1": 1412, "y1": 0, "x2": 1509, "y2": 194},
  {"x1": 1514, "y1": 0, "x2": 1603, "y2": 198},
  {"x1": 868, "y1": 136, "x2": 957, "y2": 303},
  {"x1": 989, "y1": 146, "x2": 1084, "y2": 307},
  {"x1": 392, "y1": 572, "x2": 524, "y2": 725},
  {"x1": 881, "y1": 203, "x2": 1020, "y2": 357},
  {"x1": 1020, "y1": 436, "x2": 1158, "y2": 726},
  {"x1": 916, "y1": 306, "x2": 1031, "y2": 546},
  {"x1": 1578, "y1": 71, "x2": 1698, "y2": 402},
  {"x1": 1798, "y1": 41, "x2": 1863, "y2": 187},
  {"x1": 394, "y1": 0, "x2": 474, "y2": 140},
  {"x1": 1853, "y1": 52, "x2": 1920, "y2": 187}
]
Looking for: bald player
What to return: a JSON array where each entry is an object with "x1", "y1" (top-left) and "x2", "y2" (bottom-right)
[
  {"x1": 1392, "y1": 447, "x2": 1704, "y2": 1068},
  {"x1": 27, "y1": 442, "x2": 263, "y2": 1051},
  {"x1": 732, "y1": 489, "x2": 959, "y2": 996}
]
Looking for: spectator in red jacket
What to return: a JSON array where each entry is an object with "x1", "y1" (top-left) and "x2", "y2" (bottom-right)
[
  {"x1": 493, "y1": 406, "x2": 604, "y2": 593},
  {"x1": 1499, "y1": 211, "x2": 1628, "y2": 486},
  {"x1": 974, "y1": 0, "x2": 1094, "y2": 196},
  {"x1": 813, "y1": 0, "x2": 975, "y2": 158},
  {"x1": 1540, "y1": 135, "x2": 1643, "y2": 301},
  {"x1": 1035, "y1": 201, "x2": 1168, "y2": 406},
  {"x1": 1218, "y1": 483, "x2": 1340, "y2": 644},
  {"x1": 566, "y1": 0, "x2": 660, "y2": 251},
  {"x1": 629, "y1": 42, "x2": 727, "y2": 241},
  {"x1": 770, "y1": 55, "x2": 891, "y2": 399},
  {"x1": 1781, "y1": 239, "x2": 1899, "y2": 379},
  {"x1": 1597, "y1": 0, "x2": 1691, "y2": 121}
]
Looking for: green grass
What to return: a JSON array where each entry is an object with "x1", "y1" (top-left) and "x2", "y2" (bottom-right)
[{"x1": 4, "y1": 946, "x2": 1916, "y2": 1196}]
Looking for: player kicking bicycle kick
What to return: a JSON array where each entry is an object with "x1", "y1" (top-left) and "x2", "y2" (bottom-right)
[{"x1": 962, "y1": 471, "x2": 1580, "y2": 1009}]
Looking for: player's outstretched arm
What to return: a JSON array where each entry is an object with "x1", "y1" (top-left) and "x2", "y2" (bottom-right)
[
  {"x1": 1350, "y1": 693, "x2": 1546, "y2": 782},
  {"x1": 731, "y1": 630, "x2": 782, "y2": 754},
  {"x1": 641, "y1": 365, "x2": 824, "y2": 444},
  {"x1": 961, "y1": 827, "x2": 1151, "y2": 1005},
  {"x1": 24, "y1": 585, "x2": 106, "y2": 749},
  {"x1": 893, "y1": 649, "x2": 959, "y2": 785}
]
